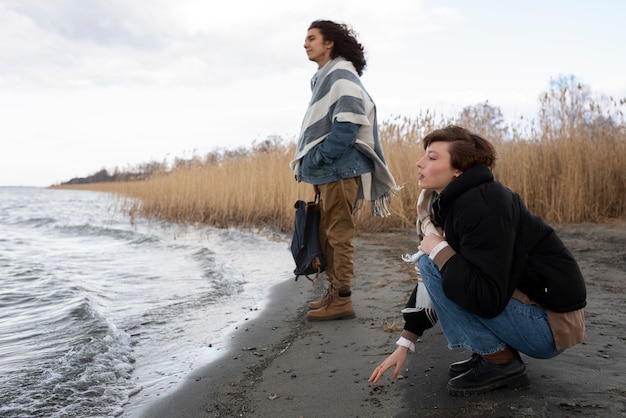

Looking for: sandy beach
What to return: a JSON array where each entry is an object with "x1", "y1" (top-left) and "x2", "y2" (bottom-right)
[{"x1": 137, "y1": 223, "x2": 626, "y2": 418}]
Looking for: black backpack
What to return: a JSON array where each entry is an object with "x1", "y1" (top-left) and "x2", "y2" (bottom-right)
[{"x1": 291, "y1": 194, "x2": 326, "y2": 281}]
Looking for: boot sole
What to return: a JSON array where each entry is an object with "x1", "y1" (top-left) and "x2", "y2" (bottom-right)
[
  {"x1": 447, "y1": 371, "x2": 530, "y2": 396},
  {"x1": 307, "y1": 312, "x2": 356, "y2": 321}
]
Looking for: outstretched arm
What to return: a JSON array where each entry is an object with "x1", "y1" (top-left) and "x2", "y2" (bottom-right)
[{"x1": 370, "y1": 296, "x2": 438, "y2": 383}]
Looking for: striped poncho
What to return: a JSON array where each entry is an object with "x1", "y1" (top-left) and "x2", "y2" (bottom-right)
[{"x1": 290, "y1": 57, "x2": 399, "y2": 217}]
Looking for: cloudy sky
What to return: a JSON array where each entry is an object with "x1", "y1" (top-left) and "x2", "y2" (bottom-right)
[{"x1": 1, "y1": 0, "x2": 624, "y2": 186}]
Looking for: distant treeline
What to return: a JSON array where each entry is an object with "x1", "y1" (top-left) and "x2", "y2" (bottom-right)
[
  {"x1": 61, "y1": 162, "x2": 167, "y2": 185},
  {"x1": 55, "y1": 75, "x2": 626, "y2": 230}
]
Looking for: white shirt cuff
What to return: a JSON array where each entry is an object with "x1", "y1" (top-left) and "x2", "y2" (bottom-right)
[
  {"x1": 429, "y1": 240, "x2": 449, "y2": 260},
  {"x1": 396, "y1": 336, "x2": 416, "y2": 352}
]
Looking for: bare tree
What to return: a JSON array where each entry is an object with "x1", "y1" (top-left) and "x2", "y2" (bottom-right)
[{"x1": 456, "y1": 101, "x2": 508, "y2": 141}]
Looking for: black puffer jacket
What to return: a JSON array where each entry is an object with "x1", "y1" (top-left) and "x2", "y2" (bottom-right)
[{"x1": 431, "y1": 165, "x2": 586, "y2": 319}]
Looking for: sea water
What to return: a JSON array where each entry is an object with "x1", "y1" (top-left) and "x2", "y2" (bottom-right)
[{"x1": 0, "y1": 187, "x2": 293, "y2": 417}]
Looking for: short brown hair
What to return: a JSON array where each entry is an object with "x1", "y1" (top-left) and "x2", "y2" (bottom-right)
[{"x1": 422, "y1": 125, "x2": 497, "y2": 171}]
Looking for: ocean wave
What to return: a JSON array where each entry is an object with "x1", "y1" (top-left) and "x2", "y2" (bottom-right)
[
  {"x1": 192, "y1": 247, "x2": 245, "y2": 297},
  {"x1": 16, "y1": 216, "x2": 57, "y2": 228},
  {"x1": 55, "y1": 223, "x2": 143, "y2": 242},
  {"x1": 0, "y1": 297, "x2": 137, "y2": 418},
  {"x1": 0, "y1": 187, "x2": 294, "y2": 417}
]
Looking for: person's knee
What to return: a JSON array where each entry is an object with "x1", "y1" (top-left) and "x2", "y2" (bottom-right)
[{"x1": 418, "y1": 256, "x2": 438, "y2": 279}]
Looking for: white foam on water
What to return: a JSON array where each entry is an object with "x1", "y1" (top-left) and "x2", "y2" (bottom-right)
[{"x1": 0, "y1": 187, "x2": 295, "y2": 417}]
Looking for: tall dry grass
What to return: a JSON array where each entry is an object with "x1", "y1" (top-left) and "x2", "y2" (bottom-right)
[{"x1": 56, "y1": 81, "x2": 626, "y2": 232}]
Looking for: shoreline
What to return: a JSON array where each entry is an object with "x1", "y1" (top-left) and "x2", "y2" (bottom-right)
[
  {"x1": 133, "y1": 229, "x2": 416, "y2": 417},
  {"x1": 131, "y1": 275, "x2": 314, "y2": 417},
  {"x1": 134, "y1": 225, "x2": 626, "y2": 417}
]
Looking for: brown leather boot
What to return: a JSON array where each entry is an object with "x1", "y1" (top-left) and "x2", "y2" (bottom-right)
[
  {"x1": 308, "y1": 286, "x2": 333, "y2": 310},
  {"x1": 307, "y1": 290, "x2": 355, "y2": 321}
]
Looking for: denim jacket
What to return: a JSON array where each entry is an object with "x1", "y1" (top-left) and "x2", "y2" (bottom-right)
[{"x1": 296, "y1": 121, "x2": 374, "y2": 185}]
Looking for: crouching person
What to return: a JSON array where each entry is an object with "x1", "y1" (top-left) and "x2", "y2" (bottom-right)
[{"x1": 368, "y1": 125, "x2": 586, "y2": 396}]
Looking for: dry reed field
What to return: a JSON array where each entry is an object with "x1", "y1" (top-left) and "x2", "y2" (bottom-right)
[{"x1": 57, "y1": 80, "x2": 626, "y2": 232}]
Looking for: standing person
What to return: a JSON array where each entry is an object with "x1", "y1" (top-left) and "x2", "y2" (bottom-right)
[
  {"x1": 368, "y1": 125, "x2": 586, "y2": 395},
  {"x1": 290, "y1": 20, "x2": 398, "y2": 321}
]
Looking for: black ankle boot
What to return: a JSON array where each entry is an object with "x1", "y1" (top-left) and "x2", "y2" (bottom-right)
[{"x1": 447, "y1": 354, "x2": 530, "y2": 396}]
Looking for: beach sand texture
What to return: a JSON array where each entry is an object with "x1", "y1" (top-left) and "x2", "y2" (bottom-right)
[{"x1": 139, "y1": 223, "x2": 626, "y2": 418}]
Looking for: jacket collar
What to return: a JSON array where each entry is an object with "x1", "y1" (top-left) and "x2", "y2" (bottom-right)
[{"x1": 433, "y1": 165, "x2": 494, "y2": 227}]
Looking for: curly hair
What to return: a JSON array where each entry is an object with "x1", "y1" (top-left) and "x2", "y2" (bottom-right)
[
  {"x1": 308, "y1": 20, "x2": 367, "y2": 76},
  {"x1": 422, "y1": 125, "x2": 498, "y2": 171}
]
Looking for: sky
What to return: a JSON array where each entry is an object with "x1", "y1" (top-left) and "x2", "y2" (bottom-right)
[{"x1": 1, "y1": 0, "x2": 624, "y2": 187}]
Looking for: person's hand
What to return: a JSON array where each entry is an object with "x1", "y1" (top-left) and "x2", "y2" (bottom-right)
[
  {"x1": 418, "y1": 233, "x2": 445, "y2": 255},
  {"x1": 368, "y1": 345, "x2": 409, "y2": 383}
]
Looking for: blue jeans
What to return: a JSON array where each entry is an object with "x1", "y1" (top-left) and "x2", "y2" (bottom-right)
[{"x1": 419, "y1": 256, "x2": 563, "y2": 359}]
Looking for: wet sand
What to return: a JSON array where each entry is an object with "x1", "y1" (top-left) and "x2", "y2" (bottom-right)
[{"x1": 136, "y1": 223, "x2": 626, "y2": 417}]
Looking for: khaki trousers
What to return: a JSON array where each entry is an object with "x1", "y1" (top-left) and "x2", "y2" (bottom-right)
[{"x1": 318, "y1": 177, "x2": 360, "y2": 293}]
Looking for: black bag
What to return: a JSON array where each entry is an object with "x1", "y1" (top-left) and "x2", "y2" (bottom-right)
[{"x1": 291, "y1": 193, "x2": 326, "y2": 282}]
